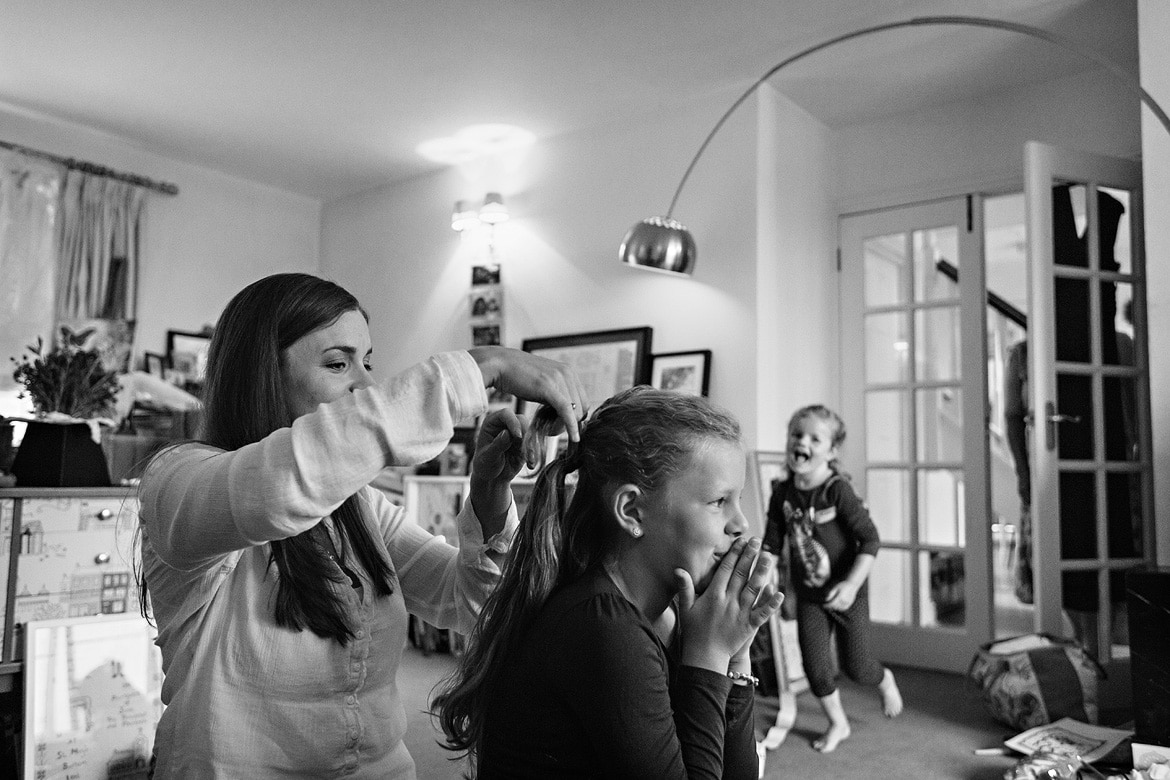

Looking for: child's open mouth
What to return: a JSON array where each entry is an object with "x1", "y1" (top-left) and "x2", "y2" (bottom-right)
[{"x1": 790, "y1": 450, "x2": 810, "y2": 464}]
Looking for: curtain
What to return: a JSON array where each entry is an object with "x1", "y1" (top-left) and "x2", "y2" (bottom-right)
[
  {"x1": 0, "y1": 151, "x2": 62, "y2": 402},
  {"x1": 56, "y1": 169, "x2": 145, "y2": 321}
]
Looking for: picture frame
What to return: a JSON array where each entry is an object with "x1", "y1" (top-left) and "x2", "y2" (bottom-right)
[
  {"x1": 521, "y1": 326, "x2": 652, "y2": 413},
  {"x1": 650, "y1": 349, "x2": 712, "y2": 396},
  {"x1": 143, "y1": 351, "x2": 166, "y2": 378},
  {"x1": 166, "y1": 329, "x2": 213, "y2": 383},
  {"x1": 752, "y1": 450, "x2": 788, "y2": 526}
]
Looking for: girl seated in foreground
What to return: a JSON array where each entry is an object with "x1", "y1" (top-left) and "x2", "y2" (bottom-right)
[{"x1": 433, "y1": 387, "x2": 783, "y2": 778}]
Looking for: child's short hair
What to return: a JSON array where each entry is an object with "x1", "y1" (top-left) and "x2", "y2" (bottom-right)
[{"x1": 788, "y1": 404, "x2": 847, "y2": 449}]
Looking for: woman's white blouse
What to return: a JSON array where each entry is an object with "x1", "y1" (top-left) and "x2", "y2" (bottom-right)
[{"x1": 139, "y1": 351, "x2": 516, "y2": 779}]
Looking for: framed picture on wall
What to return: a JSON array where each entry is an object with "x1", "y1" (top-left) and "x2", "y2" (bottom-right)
[
  {"x1": 143, "y1": 351, "x2": 166, "y2": 378},
  {"x1": 166, "y1": 329, "x2": 213, "y2": 383},
  {"x1": 650, "y1": 349, "x2": 712, "y2": 396},
  {"x1": 521, "y1": 326, "x2": 652, "y2": 413},
  {"x1": 752, "y1": 450, "x2": 788, "y2": 525}
]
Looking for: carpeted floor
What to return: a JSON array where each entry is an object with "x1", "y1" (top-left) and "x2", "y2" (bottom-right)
[{"x1": 397, "y1": 643, "x2": 1027, "y2": 779}]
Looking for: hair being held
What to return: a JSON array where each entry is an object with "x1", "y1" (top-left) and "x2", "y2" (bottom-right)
[{"x1": 431, "y1": 386, "x2": 741, "y2": 764}]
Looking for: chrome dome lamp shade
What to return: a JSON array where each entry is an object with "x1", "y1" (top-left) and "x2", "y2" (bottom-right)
[
  {"x1": 620, "y1": 15, "x2": 1170, "y2": 278},
  {"x1": 620, "y1": 216, "x2": 696, "y2": 276}
]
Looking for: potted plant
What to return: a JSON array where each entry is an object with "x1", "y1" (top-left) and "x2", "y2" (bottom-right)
[{"x1": 7, "y1": 326, "x2": 120, "y2": 487}]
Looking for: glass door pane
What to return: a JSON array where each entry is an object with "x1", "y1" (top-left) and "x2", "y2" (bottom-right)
[
  {"x1": 840, "y1": 197, "x2": 988, "y2": 673},
  {"x1": 1024, "y1": 142, "x2": 1151, "y2": 677}
]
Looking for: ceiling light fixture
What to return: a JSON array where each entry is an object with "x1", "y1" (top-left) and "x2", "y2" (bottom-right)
[{"x1": 620, "y1": 15, "x2": 1170, "y2": 277}]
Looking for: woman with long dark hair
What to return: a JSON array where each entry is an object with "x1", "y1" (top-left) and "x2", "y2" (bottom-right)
[
  {"x1": 138, "y1": 272, "x2": 585, "y2": 778},
  {"x1": 433, "y1": 386, "x2": 783, "y2": 778}
]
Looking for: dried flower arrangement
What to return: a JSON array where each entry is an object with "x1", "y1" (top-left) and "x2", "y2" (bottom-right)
[{"x1": 10, "y1": 326, "x2": 121, "y2": 420}]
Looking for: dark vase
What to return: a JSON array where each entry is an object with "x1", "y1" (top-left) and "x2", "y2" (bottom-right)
[{"x1": 10, "y1": 420, "x2": 112, "y2": 488}]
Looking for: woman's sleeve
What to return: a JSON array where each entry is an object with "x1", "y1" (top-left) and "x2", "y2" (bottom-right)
[
  {"x1": 141, "y1": 352, "x2": 487, "y2": 569},
  {"x1": 372, "y1": 486, "x2": 518, "y2": 634},
  {"x1": 557, "y1": 597, "x2": 746, "y2": 779}
]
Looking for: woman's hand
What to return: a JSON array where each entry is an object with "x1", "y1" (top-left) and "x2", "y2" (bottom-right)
[
  {"x1": 469, "y1": 347, "x2": 587, "y2": 441},
  {"x1": 674, "y1": 537, "x2": 784, "y2": 675},
  {"x1": 467, "y1": 409, "x2": 527, "y2": 538}
]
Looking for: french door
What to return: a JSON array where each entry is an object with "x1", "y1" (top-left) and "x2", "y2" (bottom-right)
[
  {"x1": 1024, "y1": 142, "x2": 1151, "y2": 691},
  {"x1": 839, "y1": 197, "x2": 991, "y2": 673}
]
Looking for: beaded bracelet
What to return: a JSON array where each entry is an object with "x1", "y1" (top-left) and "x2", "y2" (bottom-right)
[{"x1": 727, "y1": 670, "x2": 759, "y2": 687}]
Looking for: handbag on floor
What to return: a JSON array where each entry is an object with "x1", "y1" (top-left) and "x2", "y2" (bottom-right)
[{"x1": 967, "y1": 633, "x2": 1104, "y2": 731}]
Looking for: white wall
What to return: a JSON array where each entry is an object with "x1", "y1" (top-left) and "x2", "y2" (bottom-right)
[
  {"x1": 322, "y1": 90, "x2": 765, "y2": 446},
  {"x1": 0, "y1": 104, "x2": 321, "y2": 362},
  {"x1": 835, "y1": 69, "x2": 1141, "y2": 212},
  {"x1": 1139, "y1": 0, "x2": 1170, "y2": 564},
  {"x1": 755, "y1": 85, "x2": 837, "y2": 453}
]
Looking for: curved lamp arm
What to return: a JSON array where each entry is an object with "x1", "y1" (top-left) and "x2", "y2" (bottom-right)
[{"x1": 621, "y1": 14, "x2": 1170, "y2": 276}]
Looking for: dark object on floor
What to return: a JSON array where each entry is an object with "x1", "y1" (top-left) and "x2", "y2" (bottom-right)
[{"x1": 1127, "y1": 567, "x2": 1170, "y2": 747}]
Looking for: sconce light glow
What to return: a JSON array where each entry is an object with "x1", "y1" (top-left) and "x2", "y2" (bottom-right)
[
  {"x1": 451, "y1": 200, "x2": 481, "y2": 232},
  {"x1": 451, "y1": 193, "x2": 510, "y2": 232},
  {"x1": 417, "y1": 124, "x2": 536, "y2": 166}
]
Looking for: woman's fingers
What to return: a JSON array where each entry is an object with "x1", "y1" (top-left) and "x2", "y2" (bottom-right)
[{"x1": 469, "y1": 347, "x2": 587, "y2": 442}]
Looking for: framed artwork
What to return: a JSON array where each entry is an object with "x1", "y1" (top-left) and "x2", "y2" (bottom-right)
[
  {"x1": 468, "y1": 285, "x2": 503, "y2": 320},
  {"x1": 751, "y1": 450, "x2": 788, "y2": 527},
  {"x1": 471, "y1": 264, "x2": 501, "y2": 286},
  {"x1": 437, "y1": 427, "x2": 476, "y2": 476},
  {"x1": 521, "y1": 326, "x2": 652, "y2": 413},
  {"x1": 472, "y1": 324, "x2": 501, "y2": 346},
  {"x1": 166, "y1": 330, "x2": 213, "y2": 383},
  {"x1": 143, "y1": 351, "x2": 166, "y2": 378},
  {"x1": 650, "y1": 349, "x2": 711, "y2": 396},
  {"x1": 403, "y1": 475, "x2": 469, "y2": 544}
]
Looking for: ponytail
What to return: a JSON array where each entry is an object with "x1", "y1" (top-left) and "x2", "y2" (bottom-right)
[{"x1": 431, "y1": 386, "x2": 741, "y2": 769}]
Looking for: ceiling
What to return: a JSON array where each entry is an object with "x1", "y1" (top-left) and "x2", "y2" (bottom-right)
[{"x1": 0, "y1": 0, "x2": 1135, "y2": 202}]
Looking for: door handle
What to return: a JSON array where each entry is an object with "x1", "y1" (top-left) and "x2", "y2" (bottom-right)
[{"x1": 1044, "y1": 401, "x2": 1082, "y2": 450}]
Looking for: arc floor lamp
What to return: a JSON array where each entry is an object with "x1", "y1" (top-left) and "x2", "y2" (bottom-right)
[{"x1": 619, "y1": 14, "x2": 1170, "y2": 276}]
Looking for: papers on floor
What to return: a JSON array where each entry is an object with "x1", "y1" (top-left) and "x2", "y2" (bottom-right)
[{"x1": 1005, "y1": 717, "x2": 1133, "y2": 764}]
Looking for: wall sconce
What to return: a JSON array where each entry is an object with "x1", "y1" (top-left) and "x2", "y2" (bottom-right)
[
  {"x1": 620, "y1": 14, "x2": 1170, "y2": 277},
  {"x1": 452, "y1": 192, "x2": 509, "y2": 232}
]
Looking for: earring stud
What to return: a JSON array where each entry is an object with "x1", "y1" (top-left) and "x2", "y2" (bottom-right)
[{"x1": 631, "y1": 527, "x2": 642, "y2": 538}]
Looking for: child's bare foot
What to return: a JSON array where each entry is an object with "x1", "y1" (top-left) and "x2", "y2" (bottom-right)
[
  {"x1": 813, "y1": 722, "x2": 851, "y2": 752},
  {"x1": 879, "y1": 667, "x2": 903, "y2": 717}
]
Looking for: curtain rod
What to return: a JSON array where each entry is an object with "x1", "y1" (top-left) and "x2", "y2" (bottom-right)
[{"x1": 0, "y1": 139, "x2": 179, "y2": 196}]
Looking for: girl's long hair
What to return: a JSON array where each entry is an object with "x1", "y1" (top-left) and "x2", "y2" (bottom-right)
[
  {"x1": 431, "y1": 385, "x2": 741, "y2": 768},
  {"x1": 140, "y1": 272, "x2": 393, "y2": 643}
]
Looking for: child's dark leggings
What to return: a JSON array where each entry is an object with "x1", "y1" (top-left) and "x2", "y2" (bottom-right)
[{"x1": 796, "y1": 587, "x2": 885, "y2": 698}]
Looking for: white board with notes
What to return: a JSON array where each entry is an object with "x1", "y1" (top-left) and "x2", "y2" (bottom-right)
[{"x1": 23, "y1": 614, "x2": 163, "y2": 780}]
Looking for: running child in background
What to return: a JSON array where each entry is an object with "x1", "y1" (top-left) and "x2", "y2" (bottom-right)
[{"x1": 763, "y1": 404, "x2": 902, "y2": 753}]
